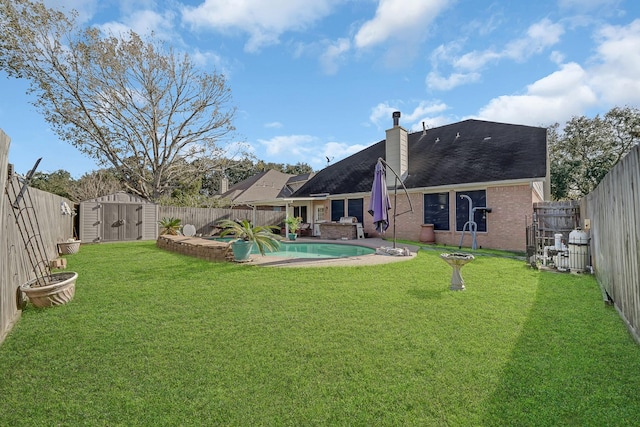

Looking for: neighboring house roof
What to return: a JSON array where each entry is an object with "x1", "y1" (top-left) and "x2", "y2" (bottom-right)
[
  {"x1": 219, "y1": 169, "x2": 314, "y2": 203},
  {"x1": 293, "y1": 119, "x2": 547, "y2": 197}
]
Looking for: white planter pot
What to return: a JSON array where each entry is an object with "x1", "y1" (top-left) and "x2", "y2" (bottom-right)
[{"x1": 21, "y1": 272, "x2": 78, "y2": 308}]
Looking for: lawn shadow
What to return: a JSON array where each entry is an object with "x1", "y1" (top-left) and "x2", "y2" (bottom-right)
[{"x1": 480, "y1": 271, "x2": 640, "y2": 426}]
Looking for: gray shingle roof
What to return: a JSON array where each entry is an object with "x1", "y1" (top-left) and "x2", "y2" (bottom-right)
[{"x1": 293, "y1": 119, "x2": 547, "y2": 197}]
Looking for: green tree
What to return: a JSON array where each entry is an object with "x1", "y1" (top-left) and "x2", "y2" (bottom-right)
[
  {"x1": 0, "y1": 0, "x2": 237, "y2": 201},
  {"x1": 549, "y1": 106, "x2": 640, "y2": 200},
  {"x1": 29, "y1": 169, "x2": 74, "y2": 199},
  {"x1": 283, "y1": 162, "x2": 314, "y2": 175}
]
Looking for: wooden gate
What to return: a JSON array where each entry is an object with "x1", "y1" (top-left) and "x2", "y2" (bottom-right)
[
  {"x1": 102, "y1": 204, "x2": 142, "y2": 241},
  {"x1": 526, "y1": 201, "x2": 581, "y2": 265}
]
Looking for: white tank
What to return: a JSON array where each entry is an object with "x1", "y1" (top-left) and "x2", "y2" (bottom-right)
[
  {"x1": 554, "y1": 233, "x2": 563, "y2": 250},
  {"x1": 568, "y1": 228, "x2": 589, "y2": 273}
]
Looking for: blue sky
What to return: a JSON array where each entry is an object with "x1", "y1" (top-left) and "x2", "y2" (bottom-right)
[{"x1": 1, "y1": 0, "x2": 639, "y2": 178}]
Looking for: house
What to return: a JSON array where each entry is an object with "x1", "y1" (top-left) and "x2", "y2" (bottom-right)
[
  {"x1": 286, "y1": 112, "x2": 548, "y2": 251},
  {"x1": 219, "y1": 169, "x2": 314, "y2": 211}
]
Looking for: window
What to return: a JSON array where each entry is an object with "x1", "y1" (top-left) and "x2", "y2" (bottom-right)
[
  {"x1": 293, "y1": 206, "x2": 308, "y2": 222},
  {"x1": 423, "y1": 193, "x2": 450, "y2": 230},
  {"x1": 331, "y1": 200, "x2": 344, "y2": 221},
  {"x1": 456, "y1": 190, "x2": 487, "y2": 232},
  {"x1": 330, "y1": 198, "x2": 364, "y2": 222},
  {"x1": 347, "y1": 198, "x2": 364, "y2": 223}
]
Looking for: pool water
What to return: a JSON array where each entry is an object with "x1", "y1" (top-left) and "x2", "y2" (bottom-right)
[
  {"x1": 207, "y1": 238, "x2": 375, "y2": 259},
  {"x1": 255, "y1": 242, "x2": 375, "y2": 259}
]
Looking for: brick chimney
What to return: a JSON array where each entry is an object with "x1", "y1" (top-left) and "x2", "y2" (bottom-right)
[{"x1": 385, "y1": 111, "x2": 408, "y2": 187}]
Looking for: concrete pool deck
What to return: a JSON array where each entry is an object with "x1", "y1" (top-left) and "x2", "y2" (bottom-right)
[{"x1": 247, "y1": 237, "x2": 419, "y2": 268}]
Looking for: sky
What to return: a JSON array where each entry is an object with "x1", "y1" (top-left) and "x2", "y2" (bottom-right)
[{"x1": 1, "y1": 0, "x2": 639, "y2": 178}]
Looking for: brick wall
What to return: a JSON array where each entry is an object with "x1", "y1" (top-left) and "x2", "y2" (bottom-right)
[{"x1": 358, "y1": 184, "x2": 535, "y2": 252}]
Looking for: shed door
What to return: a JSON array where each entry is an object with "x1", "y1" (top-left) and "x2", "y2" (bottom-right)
[{"x1": 102, "y1": 204, "x2": 142, "y2": 241}]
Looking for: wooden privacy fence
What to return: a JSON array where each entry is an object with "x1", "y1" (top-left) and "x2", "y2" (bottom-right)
[
  {"x1": 159, "y1": 206, "x2": 286, "y2": 235},
  {"x1": 583, "y1": 144, "x2": 640, "y2": 344},
  {"x1": 1, "y1": 130, "x2": 74, "y2": 344}
]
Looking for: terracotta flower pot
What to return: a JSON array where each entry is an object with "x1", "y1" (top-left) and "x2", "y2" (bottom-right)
[
  {"x1": 21, "y1": 272, "x2": 78, "y2": 308},
  {"x1": 420, "y1": 224, "x2": 435, "y2": 243}
]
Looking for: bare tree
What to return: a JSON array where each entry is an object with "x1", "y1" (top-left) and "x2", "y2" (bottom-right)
[
  {"x1": 69, "y1": 169, "x2": 124, "y2": 202},
  {"x1": 0, "y1": 0, "x2": 237, "y2": 200}
]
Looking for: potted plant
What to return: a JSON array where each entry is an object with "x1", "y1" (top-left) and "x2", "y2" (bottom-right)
[
  {"x1": 285, "y1": 216, "x2": 302, "y2": 240},
  {"x1": 159, "y1": 217, "x2": 182, "y2": 235},
  {"x1": 217, "y1": 219, "x2": 281, "y2": 262}
]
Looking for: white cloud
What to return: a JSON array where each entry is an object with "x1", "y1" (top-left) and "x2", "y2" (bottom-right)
[
  {"x1": 97, "y1": 9, "x2": 177, "y2": 41},
  {"x1": 589, "y1": 19, "x2": 640, "y2": 105},
  {"x1": 549, "y1": 50, "x2": 565, "y2": 64},
  {"x1": 319, "y1": 38, "x2": 351, "y2": 75},
  {"x1": 320, "y1": 38, "x2": 351, "y2": 74},
  {"x1": 369, "y1": 101, "x2": 450, "y2": 129},
  {"x1": 504, "y1": 19, "x2": 564, "y2": 61},
  {"x1": 354, "y1": 0, "x2": 449, "y2": 49},
  {"x1": 190, "y1": 49, "x2": 230, "y2": 74},
  {"x1": 256, "y1": 135, "x2": 370, "y2": 169},
  {"x1": 477, "y1": 19, "x2": 640, "y2": 126},
  {"x1": 320, "y1": 141, "x2": 368, "y2": 165},
  {"x1": 454, "y1": 18, "x2": 564, "y2": 71},
  {"x1": 426, "y1": 71, "x2": 481, "y2": 91},
  {"x1": 258, "y1": 134, "x2": 316, "y2": 156},
  {"x1": 264, "y1": 122, "x2": 283, "y2": 129},
  {"x1": 477, "y1": 62, "x2": 598, "y2": 125},
  {"x1": 369, "y1": 103, "x2": 401, "y2": 127},
  {"x1": 181, "y1": 0, "x2": 335, "y2": 53},
  {"x1": 431, "y1": 18, "x2": 564, "y2": 91},
  {"x1": 45, "y1": 0, "x2": 99, "y2": 23}
]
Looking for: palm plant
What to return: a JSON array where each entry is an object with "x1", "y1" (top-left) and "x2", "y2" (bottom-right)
[
  {"x1": 159, "y1": 217, "x2": 182, "y2": 235},
  {"x1": 217, "y1": 219, "x2": 281, "y2": 255},
  {"x1": 285, "y1": 215, "x2": 302, "y2": 233}
]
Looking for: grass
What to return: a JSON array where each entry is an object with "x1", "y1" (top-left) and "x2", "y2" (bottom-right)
[{"x1": 1, "y1": 241, "x2": 639, "y2": 426}]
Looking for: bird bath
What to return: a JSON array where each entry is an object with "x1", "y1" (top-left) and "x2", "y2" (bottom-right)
[{"x1": 440, "y1": 253, "x2": 475, "y2": 291}]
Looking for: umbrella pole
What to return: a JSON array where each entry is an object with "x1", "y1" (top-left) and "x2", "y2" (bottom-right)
[{"x1": 393, "y1": 176, "x2": 398, "y2": 248}]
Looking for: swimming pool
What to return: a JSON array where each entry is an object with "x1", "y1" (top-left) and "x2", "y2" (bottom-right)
[
  {"x1": 207, "y1": 238, "x2": 376, "y2": 259},
  {"x1": 256, "y1": 242, "x2": 375, "y2": 259}
]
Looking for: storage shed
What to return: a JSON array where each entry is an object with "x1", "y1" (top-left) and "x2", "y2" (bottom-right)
[{"x1": 79, "y1": 192, "x2": 158, "y2": 242}]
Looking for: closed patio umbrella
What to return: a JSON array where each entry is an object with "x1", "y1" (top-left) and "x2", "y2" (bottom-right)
[{"x1": 368, "y1": 158, "x2": 391, "y2": 234}]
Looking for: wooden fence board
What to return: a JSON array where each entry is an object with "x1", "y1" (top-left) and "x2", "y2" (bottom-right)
[
  {"x1": 584, "y1": 145, "x2": 640, "y2": 344},
  {"x1": 1, "y1": 129, "x2": 74, "y2": 345},
  {"x1": 158, "y1": 206, "x2": 286, "y2": 236}
]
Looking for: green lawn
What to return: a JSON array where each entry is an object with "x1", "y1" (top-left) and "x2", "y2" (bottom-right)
[{"x1": 1, "y1": 241, "x2": 639, "y2": 426}]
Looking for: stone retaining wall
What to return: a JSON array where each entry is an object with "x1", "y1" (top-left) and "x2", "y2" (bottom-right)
[{"x1": 157, "y1": 235, "x2": 233, "y2": 262}]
